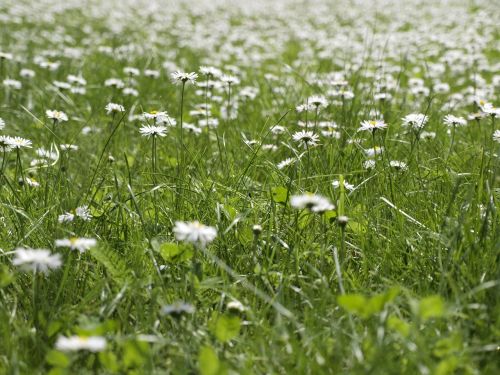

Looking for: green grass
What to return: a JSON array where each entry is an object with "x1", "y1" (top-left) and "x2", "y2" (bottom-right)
[{"x1": 0, "y1": 0, "x2": 499, "y2": 374}]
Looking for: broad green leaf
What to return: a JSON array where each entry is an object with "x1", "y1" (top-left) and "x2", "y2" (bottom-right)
[
  {"x1": 419, "y1": 295, "x2": 445, "y2": 320},
  {"x1": 198, "y1": 346, "x2": 220, "y2": 375},
  {"x1": 99, "y1": 351, "x2": 120, "y2": 373},
  {"x1": 46, "y1": 350, "x2": 70, "y2": 368},
  {"x1": 212, "y1": 314, "x2": 241, "y2": 342},
  {"x1": 159, "y1": 242, "x2": 183, "y2": 260},
  {"x1": 387, "y1": 316, "x2": 410, "y2": 337},
  {"x1": 0, "y1": 265, "x2": 13, "y2": 288},
  {"x1": 123, "y1": 340, "x2": 149, "y2": 368},
  {"x1": 337, "y1": 294, "x2": 367, "y2": 316},
  {"x1": 271, "y1": 186, "x2": 288, "y2": 203}
]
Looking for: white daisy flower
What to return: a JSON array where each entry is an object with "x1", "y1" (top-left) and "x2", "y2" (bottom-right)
[
  {"x1": 46, "y1": 110, "x2": 68, "y2": 123},
  {"x1": 358, "y1": 120, "x2": 388, "y2": 133},
  {"x1": 0, "y1": 117, "x2": 5, "y2": 130},
  {"x1": 292, "y1": 131, "x2": 320, "y2": 148},
  {"x1": 308, "y1": 95, "x2": 328, "y2": 108},
  {"x1": 493, "y1": 130, "x2": 500, "y2": 144},
  {"x1": 332, "y1": 180, "x2": 355, "y2": 191},
  {"x1": 365, "y1": 146, "x2": 384, "y2": 158},
  {"x1": 173, "y1": 221, "x2": 217, "y2": 249},
  {"x1": 402, "y1": 113, "x2": 428, "y2": 129},
  {"x1": 144, "y1": 69, "x2": 160, "y2": 78},
  {"x1": 12, "y1": 248, "x2": 62, "y2": 273},
  {"x1": 55, "y1": 237, "x2": 97, "y2": 253},
  {"x1": 139, "y1": 125, "x2": 168, "y2": 137},
  {"x1": 105, "y1": 103, "x2": 125, "y2": 115},
  {"x1": 3, "y1": 79, "x2": 22, "y2": 89},
  {"x1": 55, "y1": 336, "x2": 107, "y2": 352},
  {"x1": 104, "y1": 78, "x2": 125, "y2": 88},
  {"x1": 58, "y1": 212, "x2": 75, "y2": 223},
  {"x1": 7, "y1": 136, "x2": 32, "y2": 149},
  {"x1": 420, "y1": 131, "x2": 436, "y2": 140},
  {"x1": 220, "y1": 74, "x2": 240, "y2": 85},
  {"x1": 290, "y1": 194, "x2": 335, "y2": 213},
  {"x1": 75, "y1": 205, "x2": 92, "y2": 221},
  {"x1": 443, "y1": 115, "x2": 467, "y2": 127},
  {"x1": 171, "y1": 71, "x2": 198, "y2": 85},
  {"x1": 389, "y1": 160, "x2": 408, "y2": 171},
  {"x1": 0, "y1": 135, "x2": 13, "y2": 152}
]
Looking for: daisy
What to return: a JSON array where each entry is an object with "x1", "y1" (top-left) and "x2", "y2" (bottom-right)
[
  {"x1": 105, "y1": 103, "x2": 125, "y2": 115},
  {"x1": 363, "y1": 160, "x2": 376, "y2": 170},
  {"x1": 124, "y1": 67, "x2": 140, "y2": 76},
  {"x1": 12, "y1": 248, "x2": 62, "y2": 273},
  {"x1": 443, "y1": 115, "x2": 467, "y2": 127},
  {"x1": 20, "y1": 69, "x2": 36, "y2": 79},
  {"x1": 46, "y1": 110, "x2": 68, "y2": 123},
  {"x1": 332, "y1": 179, "x2": 355, "y2": 191},
  {"x1": 0, "y1": 118, "x2": 5, "y2": 130},
  {"x1": 199, "y1": 66, "x2": 221, "y2": 77},
  {"x1": 420, "y1": 131, "x2": 436, "y2": 140},
  {"x1": 493, "y1": 130, "x2": 500, "y2": 144},
  {"x1": 139, "y1": 125, "x2": 168, "y2": 137},
  {"x1": 290, "y1": 194, "x2": 335, "y2": 213},
  {"x1": 25, "y1": 177, "x2": 40, "y2": 188},
  {"x1": 144, "y1": 69, "x2": 160, "y2": 78},
  {"x1": 292, "y1": 131, "x2": 320, "y2": 148},
  {"x1": 161, "y1": 301, "x2": 195, "y2": 317},
  {"x1": 171, "y1": 71, "x2": 198, "y2": 85},
  {"x1": 481, "y1": 103, "x2": 500, "y2": 118},
  {"x1": 0, "y1": 135, "x2": 13, "y2": 152},
  {"x1": 389, "y1": 160, "x2": 408, "y2": 171},
  {"x1": 7, "y1": 136, "x2": 32, "y2": 149},
  {"x1": 60, "y1": 144, "x2": 78, "y2": 151},
  {"x1": 220, "y1": 74, "x2": 240, "y2": 85},
  {"x1": 308, "y1": 95, "x2": 328, "y2": 108},
  {"x1": 142, "y1": 111, "x2": 175, "y2": 126},
  {"x1": 3, "y1": 79, "x2": 22, "y2": 89},
  {"x1": 55, "y1": 336, "x2": 107, "y2": 352},
  {"x1": 58, "y1": 212, "x2": 75, "y2": 223},
  {"x1": 365, "y1": 146, "x2": 384, "y2": 158},
  {"x1": 402, "y1": 113, "x2": 428, "y2": 129},
  {"x1": 358, "y1": 120, "x2": 388, "y2": 133},
  {"x1": 104, "y1": 78, "x2": 125, "y2": 88},
  {"x1": 173, "y1": 221, "x2": 217, "y2": 249},
  {"x1": 75, "y1": 205, "x2": 92, "y2": 221},
  {"x1": 55, "y1": 237, "x2": 97, "y2": 253}
]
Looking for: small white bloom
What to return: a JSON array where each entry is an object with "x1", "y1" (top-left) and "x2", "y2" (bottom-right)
[
  {"x1": 105, "y1": 103, "x2": 125, "y2": 115},
  {"x1": 443, "y1": 115, "x2": 467, "y2": 127},
  {"x1": 493, "y1": 130, "x2": 500, "y2": 144},
  {"x1": 139, "y1": 124, "x2": 168, "y2": 137},
  {"x1": 55, "y1": 336, "x2": 107, "y2": 352},
  {"x1": 7, "y1": 136, "x2": 32, "y2": 149},
  {"x1": 332, "y1": 180, "x2": 355, "y2": 191},
  {"x1": 290, "y1": 194, "x2": 335, "y2": 213},
  {"x1": 3, "y1": 79, "x2": 22, "y2": 89},
  {"x1": 358, "y1": 120, "x2": 388, "y2": 133},
  {"x1": 365, "y1": 146, "x2": 384, "y2": 158},
  {"x1": 171, "y1": 71, "x2": 198, "y2": 85},
  {"x1": 402, "y1": 113, "x2": 428, "y2": 129},
  {"x1": 173, "y1": 221, "x2": 217, "y2": 248},
  {"x1": 12, "y1": 248, "x2": 62, "y2": 273},
  {"x1": 55, "y1": 237, "x2": 97, "y2": 253},
  {"x1": 292, "y1": 131, "x2": 320, "y2": 148},
  {"x1": 389, "y1": 160, "x2": 408, "y2": 171},
  {"x1": 75, "y1": 205, "x2": 92, "y2": 221},
  {"x1": 277, "y1": 157, "x2": 296, "y2": 170},
  {"x1": 46, "y1": 110, "x2": 68, "y2": 123}
]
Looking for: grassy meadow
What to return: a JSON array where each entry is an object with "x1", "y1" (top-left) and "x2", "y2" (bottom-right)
[{"x1": 0, "y1": 0, "x2": 499, "y2": 373}]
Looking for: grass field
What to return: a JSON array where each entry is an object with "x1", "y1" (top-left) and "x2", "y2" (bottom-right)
[{"x1": 0, "y1": 0, "x2": 499, "y2": 373}]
